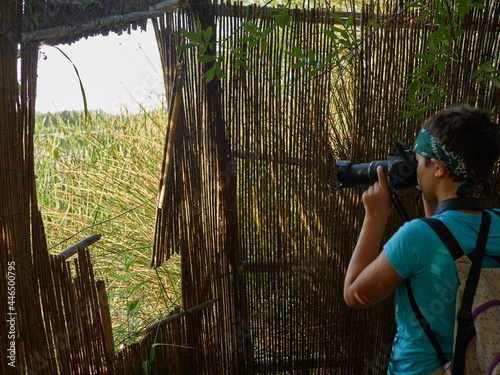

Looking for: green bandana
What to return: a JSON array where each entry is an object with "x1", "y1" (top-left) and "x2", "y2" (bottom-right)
[{"x1": 413, "y1": 128, "x2": 491, "y2": 196}]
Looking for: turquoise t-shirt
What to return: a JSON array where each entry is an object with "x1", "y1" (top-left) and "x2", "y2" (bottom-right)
[{"x1": 384, "y1": 209, "x2": 500, "y2": 375}]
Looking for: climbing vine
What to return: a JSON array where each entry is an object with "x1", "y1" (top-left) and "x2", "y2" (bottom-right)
[{"x1": 178, "y1": 0, "x2": 500, "y2": 118}]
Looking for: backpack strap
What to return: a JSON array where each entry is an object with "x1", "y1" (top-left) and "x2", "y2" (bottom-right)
[
  {"x1": 406, "y1": 280, "x2": 448, "y2": 366},
  {"x1": 408, "y1": 213, "x2": 491, "y2": 373},
  {"x1": 421, "y1": 218, "x2": 464, "y2": 261},
  {"x1": 406, "y1": 216, "x2": 461, "y2": 367},
  {"x1": 426, "y1": 212, "x2": 500, "y2": 263},
  {"x1": 452, "y1": 211, "x2": 491, "y2": 375}
]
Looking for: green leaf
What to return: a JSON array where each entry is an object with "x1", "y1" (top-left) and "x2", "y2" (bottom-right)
[
  {"x1": 109, "y1": 273, "x2": 127, "y2": 282},
  {"x1": 282, "y1": 12, "x2": 290, "y2": 27},
  {"x1": 131, "y1": 281, "x2": 147, "y2": 294},
  {"x1": 203, "y1": 26, "x2": 213, "y2": 43},
  {"x1": 417, "y1": 9, "x2": 430, "y2": 21},
  {"x1": 108, "y1": 291, "x2": 125, "y2": 298},
  {"x1": 346, "y1": 13, "x2": 355, "y2": 28},
  {"x1": 203, "y1": 66, "x2": 216, "y2": 82},
  {"x1": 127, "y1": 299, "x2": 140, "y2": 315},
  {"x1": 293, "y1": 46, "x2": 304, "y2": 57},
  {"x1": 215, "y1": 62, "x2": 226, "y2": 79},
  {"x1": 260, "y1": 39, "x2": 268, "y2": 53},
  {"x1": 326, "y1": 51, "x2": 339, "y2": 60},
  {"x1": 198, "y1": 45, "x2": 208, "y2": 56},
  {"x1": 291, "y1": 61, "x2": 307, "y2": 69},
  {"x1": 238, "y1": 60, "x2": 249, "y2": 71},
  {"x1": 307, "y1": 49, "x2": 316, "y2": 63},
  {"x1": 330, "y1": 12, "x2": 344, "y2": 25},
  {"x1": 404, "y1": 110, "x2": 417, "y2": 119},
  {"x1": 198, "y1": 55, "x2": 217, "y2": 63},
  {"x1": 177, "y1": 43, "x2": 197, "y2": 52},
  {"x1": 437, "y1": 61, "x2": 445, "y2": 73},
  {"x1": 480, "y1": 62, "x2": 497, "y2": 73},
  {"x1": 124, "y1": 257, "x2": 136, "y2": 272},
  {"x1": 180, "y1": 28, "x2": 203, "y2": 44},
  {"x1": 54, "y1": 47, "x2": 88, "y2": 119},
  {"x1": 237, "y1": 36, "x2": 255, "y2": 43},
  {"x1": 324, "y1": 30, "x2": 337, "y2": 39},
  {"x1": 243, "y1": 23, "x2": 260, "y2": 35},
  {"x1": 196, "y1": 20, "x2": 202, "y2": 36},
  {"x1": 488, "y1": 76, "x2": 500, "y2": 89}
]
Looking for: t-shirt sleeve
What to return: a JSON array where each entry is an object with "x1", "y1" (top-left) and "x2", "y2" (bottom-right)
[{"x1": 384, "y1": 219, "x2": 426, "y2": 279}]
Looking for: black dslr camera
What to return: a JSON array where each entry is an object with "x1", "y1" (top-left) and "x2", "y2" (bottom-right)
[{"x1": 336, "y1": 141, "x2": 418, "y2": 191}]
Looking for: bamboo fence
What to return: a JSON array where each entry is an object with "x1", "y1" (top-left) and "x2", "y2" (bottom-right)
[{"x1": 1, "y1": 0, "x2": 499, "y2": 374}]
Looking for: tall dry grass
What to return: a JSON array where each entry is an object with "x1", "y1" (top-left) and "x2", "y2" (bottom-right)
[{"x1": 35, "y1": 109, "x2": 182, "y2": 350}]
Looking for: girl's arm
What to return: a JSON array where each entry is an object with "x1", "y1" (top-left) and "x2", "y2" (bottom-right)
[{"x1": 344, "y1": 167, "x2": 405, "y2": 308}]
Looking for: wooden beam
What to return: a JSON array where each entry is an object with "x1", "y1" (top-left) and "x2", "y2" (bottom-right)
[
  {"x1": 135, "y1": 298, "x2": 218, "y2": 336},
  {"x1": 57, "y1": 233, "x2": 101, "y2": 260},
  {"x1": 13, "y1": 2, "x2": 363, "y2": 45},
  {"x1": 13, "y1": 0, "x2": 183, "y2": 44}
]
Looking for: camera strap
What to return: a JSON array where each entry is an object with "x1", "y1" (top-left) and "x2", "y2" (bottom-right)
[
  {"x1": 392, "y1": 191, "x2": 411, "y2": 222},
  {"x1": 433, "y1": 197, "x2": 482, "y2": 215}
]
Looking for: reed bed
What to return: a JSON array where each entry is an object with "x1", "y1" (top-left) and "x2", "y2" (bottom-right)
[{"x1": 34, "y1": 109, "x2": 182, "y2": 350}]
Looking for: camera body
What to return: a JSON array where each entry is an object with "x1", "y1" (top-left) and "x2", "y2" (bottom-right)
[{"x1": 336, "y1": 141, "x2": 418, "y2": 191}]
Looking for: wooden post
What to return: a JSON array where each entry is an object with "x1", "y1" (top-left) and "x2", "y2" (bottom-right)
[
  {"x1": 152, "y1": 63, "x2": 184, "y2": 266},
  {"x1": 157, "y1": 63, "x2": 184, "y2": 210},
  {"x1": 96, "y1": 280, "x2": 115, "y2": 361},
  {"x1": 135, "y1": 298, "x2": 218, "y2": 336}
]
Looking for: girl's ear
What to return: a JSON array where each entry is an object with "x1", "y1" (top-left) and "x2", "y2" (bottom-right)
[{"x1": 430, "y1": 158, "x2": 447, "y2": 178}]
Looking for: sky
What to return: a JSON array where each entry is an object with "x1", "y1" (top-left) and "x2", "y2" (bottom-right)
[{"x1": 36, "y1": 22, "x2": 164, "y2": 115}]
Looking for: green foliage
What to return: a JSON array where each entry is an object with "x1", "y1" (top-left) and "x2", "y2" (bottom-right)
[
  {"x1": 108, "y1": 250, "x2": 148, "y2": 346},
  {"x1": 286, "y1": 12, "x2": 359, "y2": 77},
  {"x1": 179, "y1": 0, "x2": 497, "y2": 119},
  {"x1": 177, "y1": 5, "x2": 290, "y2": 82},
  {"x1": 401, "y1": 0, "x2": 498, "y2": 119},
  {"x1": 472, "y1": 61, "x2": 500, "y2": 89},
  {"x1": 178, "y1": 20, "x2": 226, "y2": 82},
  {"x1": 237, "y1": 5, "x2": 290, "y2": 51}
]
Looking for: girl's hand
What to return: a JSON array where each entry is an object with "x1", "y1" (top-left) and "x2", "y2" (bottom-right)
[{"x1": 362, "y1": 166, "x2": 393, "y2": 220}]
